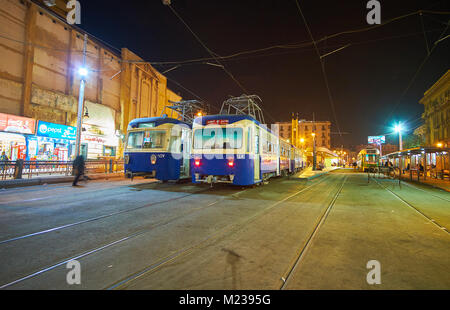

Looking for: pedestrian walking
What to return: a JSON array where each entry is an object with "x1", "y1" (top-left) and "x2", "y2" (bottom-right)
[
  {"x1": 0, "y1": 151, "x2": 9, "y2": 173},
  {"x1": 72, "y1": 155, "x2": 86, "y2": 186}
]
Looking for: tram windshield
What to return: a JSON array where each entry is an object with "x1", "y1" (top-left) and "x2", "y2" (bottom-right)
[
  {"x1": 127, "y1": 130, "x2": 166, "y2": 149},
  {"x1": 194, "y1": 127, "x2": 243, "y2": 150}
]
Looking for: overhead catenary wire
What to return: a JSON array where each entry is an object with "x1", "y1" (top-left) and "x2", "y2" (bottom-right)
[
  {"x1": 383, "y1": 19, "x2": 449, "y2": 126},
  {"x1": 293, "y1": 0, "x2": 343, "y2": 144},
  {"x1": 165, "y1": 3, "x2": 278, "y2": 123}
]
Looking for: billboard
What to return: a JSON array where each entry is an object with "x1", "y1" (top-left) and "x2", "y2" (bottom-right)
[
  {"x1": 368, "y1": 135, "x2": 385, "y2": 144},
  {"x1": 0, "y1": 113, "x2": 36, "y2": 134},
  {"x1": 37, "y1": 121, "x2": 77, "y2": 140}
]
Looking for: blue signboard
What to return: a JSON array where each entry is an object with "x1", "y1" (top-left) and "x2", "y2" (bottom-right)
[{"x1": 37, "y1": 121, "x2": 77, "y2": 140}]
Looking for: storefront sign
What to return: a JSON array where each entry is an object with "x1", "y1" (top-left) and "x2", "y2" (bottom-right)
[
  {"x1": 37, "y1": 121, "x2": 77, "y2": 140},
  {"x1": 0, "y1": 113, "x2": 36, "y2": 134}
]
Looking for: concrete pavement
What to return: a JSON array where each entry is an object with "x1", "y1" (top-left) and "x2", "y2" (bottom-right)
[{"x1": 0, "y1": 171, "x2": 448, "y2": 290}]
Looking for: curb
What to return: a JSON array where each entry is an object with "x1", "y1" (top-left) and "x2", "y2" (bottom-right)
[{"x1": 0, "y1": 173, "x2": 125, "y2": 189}]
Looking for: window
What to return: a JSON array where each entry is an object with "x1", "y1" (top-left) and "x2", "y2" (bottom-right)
[
  {"x1": 194, "y1": 127, "x2": 243, "y2": 149},
  {"x1": 127, "y1": 131, "x2": 166, "y2": 149}
]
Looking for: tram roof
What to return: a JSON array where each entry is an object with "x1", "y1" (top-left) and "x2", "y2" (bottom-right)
[
  {"x1": 194, "y1": 114, "x2": 283, "y2": 136},
  {"x1": 382, "y1": 147, "x2": 450, "y2": 159},
  {"x1": 193, "y1": 114, "x2": 260, "y2": 125},
  {"x1": 128, "y1": 117, "x2": 191, "y2": 129}
]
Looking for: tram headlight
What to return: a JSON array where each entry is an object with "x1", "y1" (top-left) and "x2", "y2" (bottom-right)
[
  {"x1": 194, "y1": 159, "x2": 201, "y2": 167},
  {"x1": 228, "y1": 159, "x2": 234, "y2": 167},
  {"x1": 151, "y1": 155, "x2": 157, "y2": 165}
]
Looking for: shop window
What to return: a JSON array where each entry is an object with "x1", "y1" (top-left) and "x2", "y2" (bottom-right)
[{"x1": 103, "y1": 146, "x2": 116, "y2": 157}]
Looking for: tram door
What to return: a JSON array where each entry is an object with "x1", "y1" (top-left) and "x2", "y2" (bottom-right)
[
  {"x1": 254, "y1": 128, "x2": 261, "y2": 181},
  {"x1": 180, "y1": 128, "x2": 191, "y2": 178}
]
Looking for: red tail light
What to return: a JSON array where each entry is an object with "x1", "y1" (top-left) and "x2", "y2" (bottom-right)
[
  {"x1": 194, "y1": 159, "x2": 201, "y2": 167},
  {"x1": 228, "y1": 160, "x2": 234, "y2": 167}
]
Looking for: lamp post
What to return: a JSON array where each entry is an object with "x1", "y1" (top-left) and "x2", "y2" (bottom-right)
[
  {"x1": 394, "y1": 123, "x2": 403, "y2": 151},
  {"x1": 312, "y1": 132, "x2": 317, "y2": 170},
  {"x1": 75, "y1": 34, "x2": 88, "y2": 159}
]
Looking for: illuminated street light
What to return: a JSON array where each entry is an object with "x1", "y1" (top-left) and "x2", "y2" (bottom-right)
[
  {"x1": 437, "y1": 142, "x2": 443, "y2": 148},
  {"x1": 197, "y1": 111, "x2": 203, "y2": 117},
  {"x1": 78, "y1": 67, "x2": 88, "y2": 77},
  {"x1": 75, "y1": 34, "x2": 88, "y2": 159}
]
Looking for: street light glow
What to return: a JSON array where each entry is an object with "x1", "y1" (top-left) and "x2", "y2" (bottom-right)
[
  {"x1": 394, "y1": 123, "x2": 403, "y2": 133},
  {"x1": 78, "y1": 67, "x2": 88, "y2": 77}
]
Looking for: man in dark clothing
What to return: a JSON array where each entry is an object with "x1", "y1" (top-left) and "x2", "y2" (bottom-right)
[{"x1": 72, "y1": 155, "x2": 86, "y2": 186}]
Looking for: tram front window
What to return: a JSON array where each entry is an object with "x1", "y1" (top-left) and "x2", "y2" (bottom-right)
[
  {"x1": 127, "y1": 131, "x2": 166, "y2": 149},
  {"x1": 194, "y1": 128, "x2": 243, "y2": 150}
]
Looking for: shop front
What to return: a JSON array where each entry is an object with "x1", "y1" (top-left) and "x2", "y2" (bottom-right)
[
  {"x1": 81, "y1": 102, "x2": 119, "y2": 160},
  {"x1": 0, "y1": 113, "x2": 36, "y2": 161},
  {"x1": 27, "y1": 121, "x2": 77, "y2": 161}
]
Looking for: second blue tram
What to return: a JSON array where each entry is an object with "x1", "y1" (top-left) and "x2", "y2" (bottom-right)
[
  {"x1": 190, "y1": 114, "x2": 304, "y2": 186},
  {"x1": 124, "y1": 116, "x2": 192, "y2": 181}
]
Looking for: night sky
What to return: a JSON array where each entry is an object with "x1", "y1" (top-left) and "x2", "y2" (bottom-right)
[{"x1": 79, "y1": 0, "x2": 449, "y2": 148}]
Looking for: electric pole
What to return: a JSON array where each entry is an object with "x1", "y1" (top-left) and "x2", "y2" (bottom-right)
[{"x1": 75, "y1": 34, "x2": 88, "y2": 159}]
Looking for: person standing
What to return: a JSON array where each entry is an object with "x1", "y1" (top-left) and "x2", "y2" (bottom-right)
[
  {"x1": 72, "y1": 155, "x2": 86, "y2": 186},
  {"x1": 0, "y1": 151, "x2": 9, "y2": 174}
]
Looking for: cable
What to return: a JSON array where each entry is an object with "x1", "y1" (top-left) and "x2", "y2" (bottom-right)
[
  {"x1": 141, "y1": 10, "x2": 450, "y2": 66},
  {"x1": 293, "y1": 0, "x2": 343, "y2": 144},
  {"x1": 166, "y1": 3, "x2": 278, "y2": 123},
  {"x1": 167, "y1": 4, "x2": 248, "y2": 94},
  {"x1": 383, "y1": 20, "x2": 449, "y2": 125}
]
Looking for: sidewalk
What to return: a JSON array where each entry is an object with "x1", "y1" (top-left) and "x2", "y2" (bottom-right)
[
  {"x1": 400, "y1": 175, "x2": 450, "y2": 192},
  {"x1": 0, "y1": 172, "x2": 125, "y2": 189},
  {"x1": 293, "y1": 166, "x2": 339, "y2": 180}
]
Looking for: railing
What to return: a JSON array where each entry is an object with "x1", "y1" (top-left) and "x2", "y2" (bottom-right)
[{"x1": 0, "y1": 159, "x2": 124, "y2": 180}]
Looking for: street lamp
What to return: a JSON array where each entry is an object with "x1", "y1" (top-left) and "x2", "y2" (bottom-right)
[
  {"x1": 394, "y1": 123, "x2": 404, "y2": 151},
  {"x1": 312, "y1": 132, "x2": 317, "y2": 170},
  {"x1": 75, "y1": 34, "x2": 88, "y2": 159},
  {"x1": 437, "y1": 142, "x2": 443, "y2": 148}
]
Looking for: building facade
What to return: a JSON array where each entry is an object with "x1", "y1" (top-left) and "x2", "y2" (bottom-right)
[
  {"x1": 0, "y1": 0, "x2": 181, "y2": 160},
  {"x1": 420, "y1": 70, "x2": 450, "y2": 148},
  {"x1": 275, "y1": 120, "x2": 332, "y2": 149}
]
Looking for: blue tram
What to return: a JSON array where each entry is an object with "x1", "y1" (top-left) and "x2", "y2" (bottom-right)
[
  {"x1": 124, "y1": 116, "x2": 192, "y2": 181},
  {"x1": 190, "y1": 114, "x2": 304, "y2": 186}
]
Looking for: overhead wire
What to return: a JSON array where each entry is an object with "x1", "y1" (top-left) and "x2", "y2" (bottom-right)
[{"x1": 293, "y1": 0, "x2": 343, "y2": 144}]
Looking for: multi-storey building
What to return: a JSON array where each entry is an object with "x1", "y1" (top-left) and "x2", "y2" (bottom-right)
[
  {"x1": 0, "y1": 0, "x2": 181, "y2": 160},
  {"x1": 420, "y1": 70, "x2": 450, "y2": 148},
  {"x1": 275, "y1": 120, "x2": 332, "y2": 150}
]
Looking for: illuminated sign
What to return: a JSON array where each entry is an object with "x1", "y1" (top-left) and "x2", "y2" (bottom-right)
[
  {"x1": 0, "y1": 113, "x2": 36, "y2": 134},
  {"x1": 206, "y1": 120, "x2": 229, "y2": 125},
  {"x1": 37, "y1": 121, "x2": 77, "y2": 140},
  {"x1": 368, "y1": 135, "x2": 385, "y2": 144}
]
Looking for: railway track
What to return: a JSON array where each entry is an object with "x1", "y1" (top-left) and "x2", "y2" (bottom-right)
[
  {"x1": 280, "y1": 175, "x2": 347, "y2": 289},
  {"x1": 0, "y1": 174, "x2": 339, "y2": 289},
  {"x1": 0, "y1": 180, "x2": 266, "y2": 289},
  {"x1": 0, "y1": 185, "x2": 219, "y2": 245},
  {"x1": 373, "y1": 178, "x2": 449, "y2": 234},
  {"x1": 106, "y1": 174, "x2": 339, "y2": 290}
]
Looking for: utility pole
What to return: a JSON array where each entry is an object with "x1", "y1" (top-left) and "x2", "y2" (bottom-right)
[
  {"x1": 312, "y1": 112, "x2": 317, "y2": 171},
  {"x1": 75, "y1": 34, "x2": 88, "y2": 159}
]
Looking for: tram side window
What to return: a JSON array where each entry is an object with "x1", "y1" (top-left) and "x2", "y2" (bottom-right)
[{"x1": 127, "y1": 131, "x2": 166, "y2": 149}]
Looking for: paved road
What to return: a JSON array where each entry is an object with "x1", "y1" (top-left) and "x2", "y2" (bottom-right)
[{"x1": 0, "y1": 171, "x2": 449, "y2": 290}]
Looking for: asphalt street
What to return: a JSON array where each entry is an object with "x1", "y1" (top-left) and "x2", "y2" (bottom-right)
[{"x1": 0, "y1": 170, "x2": 448, "y2": 290}]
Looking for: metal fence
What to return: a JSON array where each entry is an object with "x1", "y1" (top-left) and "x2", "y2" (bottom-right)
[{"x1": 0, "y1": 159, "x2": 124, "y2": 180}]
